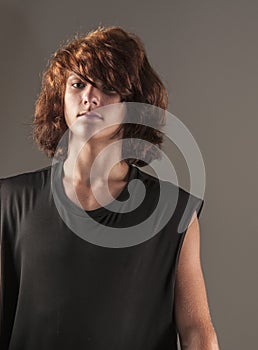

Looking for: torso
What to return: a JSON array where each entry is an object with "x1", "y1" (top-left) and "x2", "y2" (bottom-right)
[{"x1": 0, "y1": 162, "x2": 203, "y2": 350}]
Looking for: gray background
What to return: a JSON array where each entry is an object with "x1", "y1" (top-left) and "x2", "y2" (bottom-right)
[{"x1": 1, "y1": 0, "x2": 257, "y2": 349}]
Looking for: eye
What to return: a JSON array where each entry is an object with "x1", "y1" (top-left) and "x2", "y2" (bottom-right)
[
  {"x1": 102, "y1": 85, "x2": 116, "y2": 93},
  {"x1": 72, "y1": 82, "x2": 85, "y2": 89}
]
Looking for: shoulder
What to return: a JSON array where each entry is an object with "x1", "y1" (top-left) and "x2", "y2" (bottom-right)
[
  {"x1": 0, "y1": 164, "x2": 52, "y2": 197},
  {"x1": 136, "y1": 167, "x2": 204, "y2": 230},
  {"x1": 139, "y1": 167, "x2": 203, "y2": 205}
]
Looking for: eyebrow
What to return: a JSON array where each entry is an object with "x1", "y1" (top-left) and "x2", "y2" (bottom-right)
[{"x1": 67, "y1": 73, "x2": 80, "y2": 80}]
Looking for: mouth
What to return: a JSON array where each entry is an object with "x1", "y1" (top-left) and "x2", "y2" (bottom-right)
[{"x1": 77, "y1": 111, "x2": 103, "y2": 120}]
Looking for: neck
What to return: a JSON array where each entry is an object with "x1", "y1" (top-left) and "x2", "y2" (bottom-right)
[{"x1": 63, "y1": 133, "x2": 129, "y2": 187}]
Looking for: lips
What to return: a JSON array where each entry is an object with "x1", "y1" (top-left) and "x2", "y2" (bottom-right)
[{"x1": 78, "y1": 111, "x2": 103, "y2": 119}]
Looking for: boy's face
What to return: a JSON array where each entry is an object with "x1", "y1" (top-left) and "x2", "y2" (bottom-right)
[{"x1": 64, "y1": 71, "x2": 124, "y2": 140}]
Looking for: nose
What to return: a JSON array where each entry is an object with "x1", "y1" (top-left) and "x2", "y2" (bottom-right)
[{"x1": 82, "y1": 84, "x2": 99, "y2": 109}]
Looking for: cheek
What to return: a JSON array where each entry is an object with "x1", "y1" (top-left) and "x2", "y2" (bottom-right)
[
  {"x1": 64, "y1": 92, "x2": 72, "y2": 109},
  {"x1": 64, "y1": 92, "x2": 77, "y2": 116},
  {"x1": 107, "y1": 95, "x2": 121, "y2": 105},
  {"x1": 63, "y1": 96, "x2": 74, "y2": 127}
]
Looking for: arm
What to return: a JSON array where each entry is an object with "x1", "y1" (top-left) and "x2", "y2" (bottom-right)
[{"x1": 174, "y1": 211, "x2": 220, "y2": 350}]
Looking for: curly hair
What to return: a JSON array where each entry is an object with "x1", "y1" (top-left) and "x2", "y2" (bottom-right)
[{"x1": 32, "y1": 26, "x2": 168, "y2": 167}]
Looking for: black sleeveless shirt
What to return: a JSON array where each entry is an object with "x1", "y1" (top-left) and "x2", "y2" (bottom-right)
[{"x1": 0, "y1": 161, "x2": 204, "y2": 350}]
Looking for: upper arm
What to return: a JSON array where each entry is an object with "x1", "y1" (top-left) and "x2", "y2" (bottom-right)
[{"x1": 174, "y1": 210, "x2": 214, "y2": 342}]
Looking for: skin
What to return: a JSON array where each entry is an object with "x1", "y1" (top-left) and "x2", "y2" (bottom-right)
[{"x1": 175, "y1": 211, "x2": 220, "y2": 349}]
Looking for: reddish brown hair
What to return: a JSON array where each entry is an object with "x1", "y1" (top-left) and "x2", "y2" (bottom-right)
[{"x1": 32, "y1": 26, "x2": 168, "y2": 167}]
